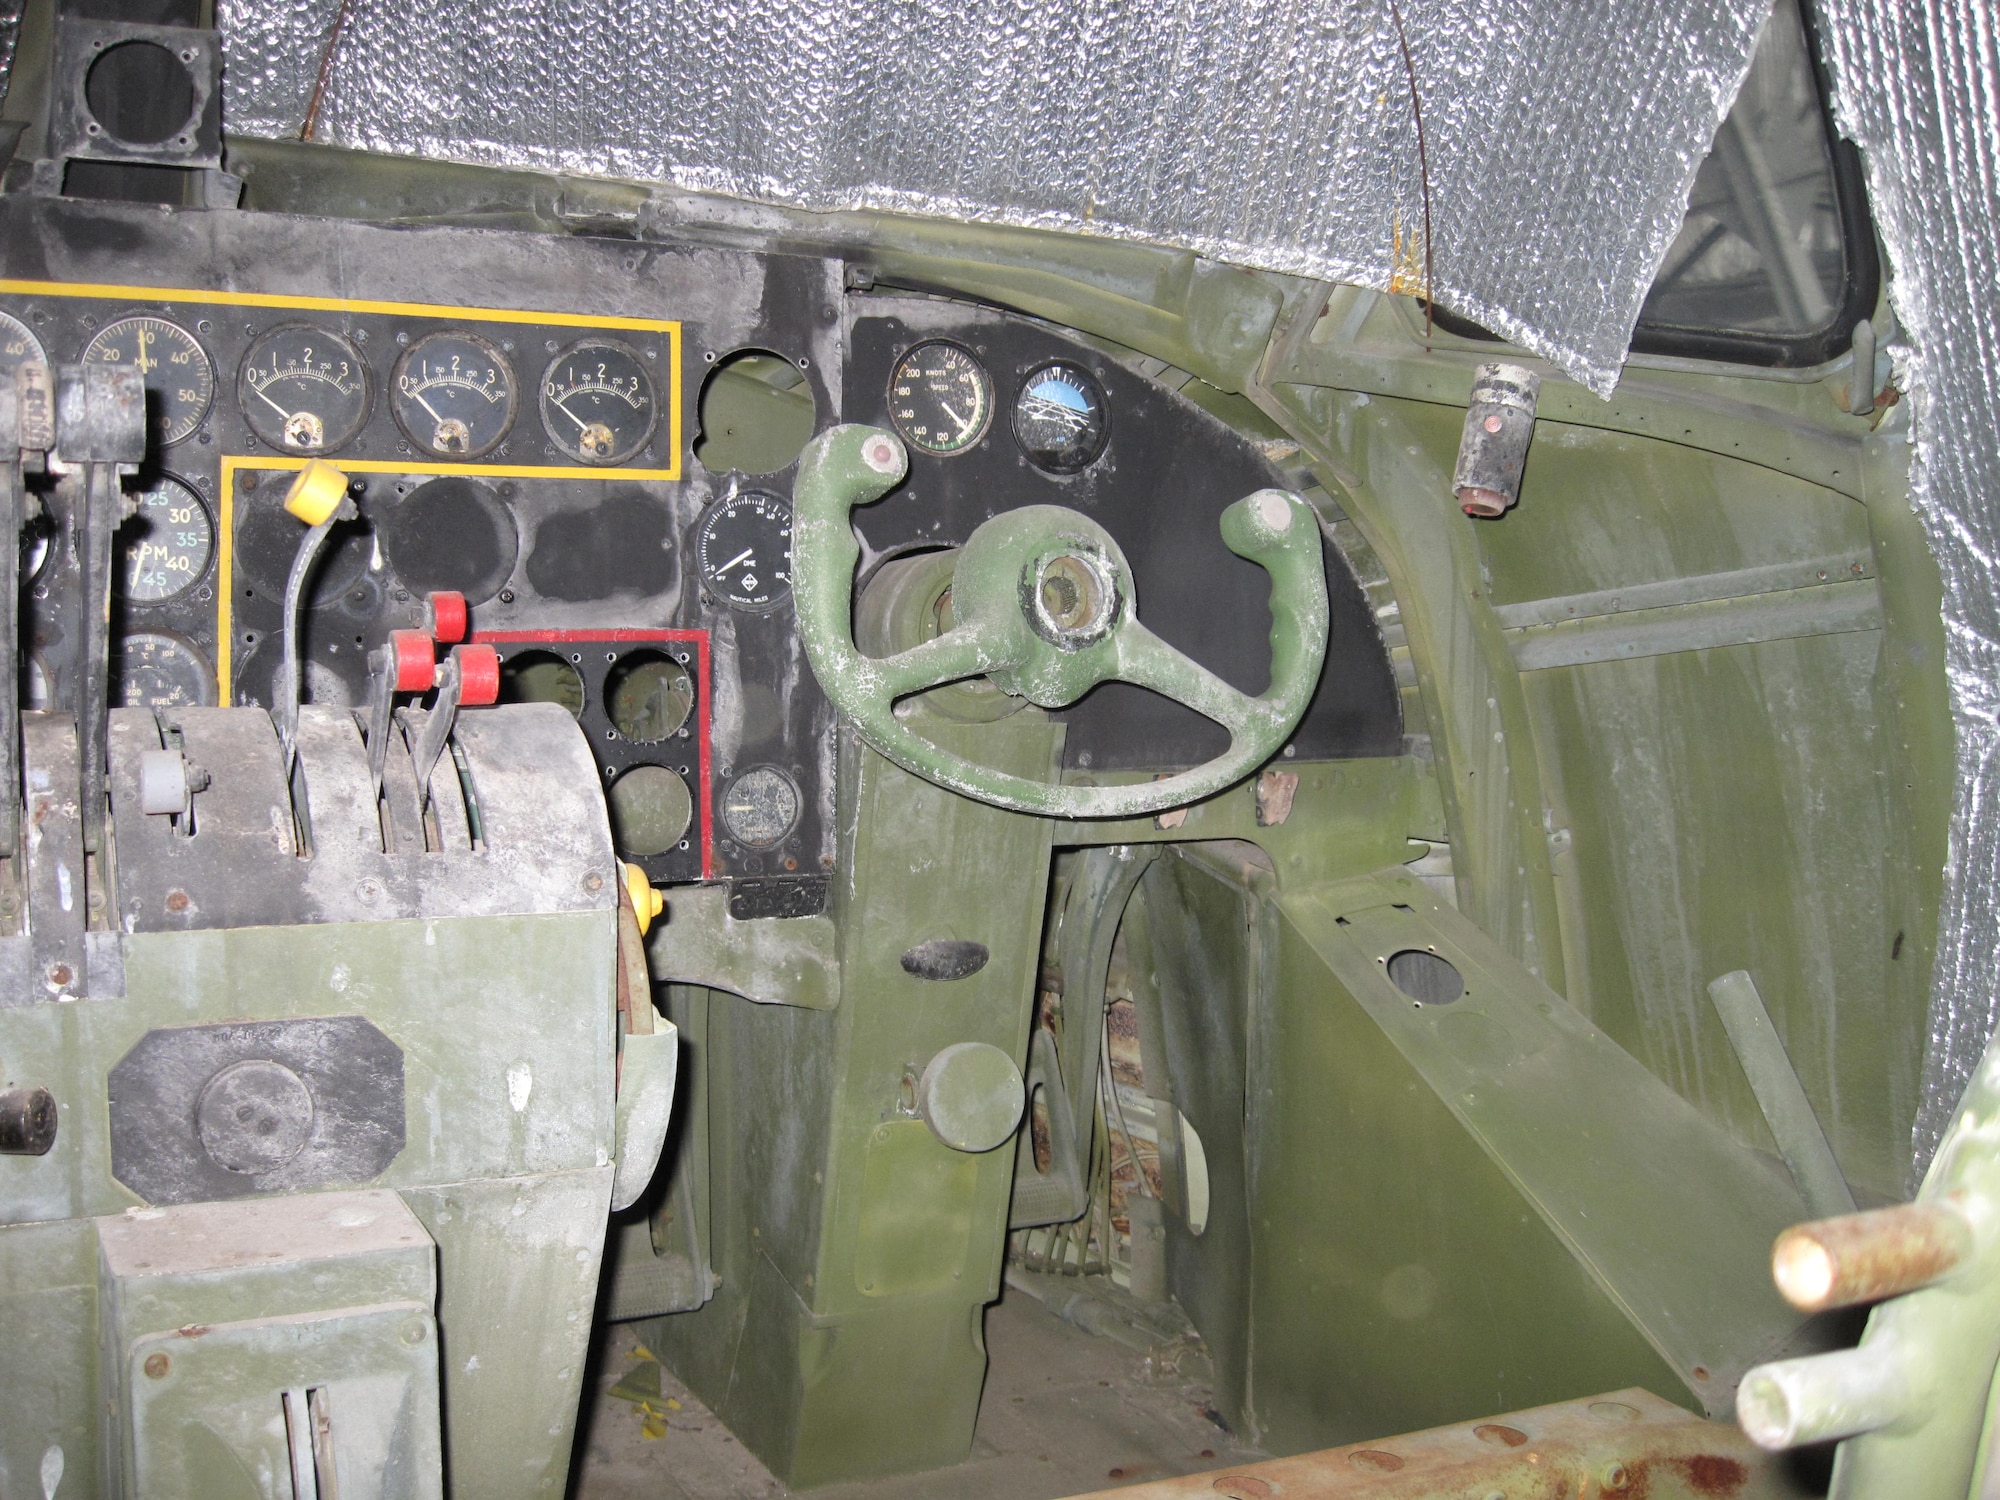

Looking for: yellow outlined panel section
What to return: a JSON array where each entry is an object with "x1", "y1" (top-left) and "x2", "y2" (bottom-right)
[{"x1": 0, "y1": 277, "x2": 683, "y2": 480}]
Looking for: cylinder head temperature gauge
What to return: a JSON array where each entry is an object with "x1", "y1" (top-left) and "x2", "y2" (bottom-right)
[
  {"x1": 239, "y1": 324, "x2": 370, "y2": 454},
  {"x1": 541, "y1": 338, "x2": 656, "y2": 465},
  {"x1": 391, "y1": 331, "x2": 517, "y2": 458}
]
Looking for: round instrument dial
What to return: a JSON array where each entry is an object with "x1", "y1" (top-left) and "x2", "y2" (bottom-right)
[
  {"x1": 695, "y1": 489, "x2": 793, "y2": 610},
  {"x1": 390, "y1": 331, "x2": 516, "y2": 458},
  {"x1": 113, "y1": 631, "x2": 215, "y2": 710},
  {"x1": 120, "y1": 475, "x2": 213, "y2": 603},
  {"x1": 722, "y1": 766, "x2": 799, "y2": 849},
  {"x1": 541, "y1": 338, "x2": 656, "y2": 465},
  {"x1": 239, "y1": 324, "x2": 370, "y2": 453},
  {"x1": 83, "y1": 315, "x2": 214, "y2": 447},
  {"x1": 0, "y1": 310, "x2": 47, "y2": 384},
  {"x1": 1013, "y1": 361, "x2": 1109, "y2": 474},
  {"x1": 888, "y1": 341, "x2": 992, "y2": 456}
]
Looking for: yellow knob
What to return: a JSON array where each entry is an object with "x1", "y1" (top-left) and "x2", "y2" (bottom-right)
[
  {"x1": 622, "y1": 862, "x2": 664, "y2": 935},
  {"x1": 283, "y1": 459, "x2": 349, "y2": 526}
]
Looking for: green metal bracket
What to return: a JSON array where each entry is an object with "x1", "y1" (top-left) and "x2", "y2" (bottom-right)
[
  {"x1": 647, "y1": 884, "x2": 840, "y2": 1009},
  {"x1": 792, "y1": 424, "x2": 1330, "y2": 819}
]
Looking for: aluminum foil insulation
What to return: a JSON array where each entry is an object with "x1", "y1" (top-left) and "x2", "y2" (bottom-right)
[
  {"x1": 217, "y1": 0, "x2": 1767, "y2": 397},
  {"x1": 1812, "y1": 4, "x2": 2000, "y2": 1184}
]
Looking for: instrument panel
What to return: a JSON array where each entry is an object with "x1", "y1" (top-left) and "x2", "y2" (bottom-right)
[{"x1": 2, "y1": 195, "x2": 1400, "y2": 910}]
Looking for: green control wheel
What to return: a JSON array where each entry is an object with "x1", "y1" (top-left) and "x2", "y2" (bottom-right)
[{"x1": 792, "y1": 424, "x2": 1331, "y2": 818}]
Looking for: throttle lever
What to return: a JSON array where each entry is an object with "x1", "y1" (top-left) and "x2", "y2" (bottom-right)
[
  {"x1": 403, "y1": 644, "x2": 499, "y2": 813},
  {"x1": 365, "y1": 629, "x2": 437, "y2": 800},
  {"x1": 0, "y1": 361, "x2": 51, "y2": 868},
  {"x1": 52, "y1": 364, "x2": 145, "y2": 858}
]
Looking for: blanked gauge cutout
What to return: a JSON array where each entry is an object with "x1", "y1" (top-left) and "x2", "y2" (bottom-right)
[
  {"x1": 1386, "y1": 949, "x2": 1464, "y2": 1006},
  {"x1": 381, "y1": 476, "x2": 518, "y2": 605}
]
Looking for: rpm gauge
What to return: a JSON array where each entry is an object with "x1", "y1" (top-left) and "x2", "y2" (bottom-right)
[
  {"x1": 391, "y1": 331, "x2": 516, "y2": 458},
  {"x1": 888, "y1": 341, "x2": 992, "y2": 456},
  {"x1": 83, "y1": 315, "x2": 214, "y2": 447},
  {"x1": 695, "y1": 489, "x2": 793, "y2": 610},
  {"x1": 120, "y1": 475, "x2": 213, "y2": 604},
  {"x1": 239, "y1": 324, "x2": 370, "y2": 453},
  {"x1": 541, "y1": 338, "x2": 656, "y2": 465},
  {"x1": 113, "y1": 631, "x2": 215, "y2": 710},
  {"x1": 1013, "y1": 361, "x2": 1109, "y2": 474}
]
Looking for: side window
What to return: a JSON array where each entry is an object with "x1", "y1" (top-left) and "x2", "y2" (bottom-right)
[{"x1": 1633, "y1": 0, "x2": 1876, "y2": 365}]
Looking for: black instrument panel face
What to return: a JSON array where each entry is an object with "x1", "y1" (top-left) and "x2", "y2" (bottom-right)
[{"x1": 845, "y1": 303, "x2": 1402, "y2": 771}]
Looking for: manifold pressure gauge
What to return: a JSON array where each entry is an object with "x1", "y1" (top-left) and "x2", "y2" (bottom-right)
[
  {"x1": 391, "y1": 331, "x2": 517, "y2": 458},
  {"x1": 0, "y1": 310, "x2": 46, "y2": 385},
  {"x1": 695, "y1": 489, "x2": 792, "y2": 610},
  {"x1": 239, "y1": 325, "x2": 370, "y2": 453},
  {"x1": 541, "y1": 338, "x2": 656, "y2": 465},
  {"x1": 888, "y1": 341, "x2": 992, "y2": 456},
  {"x1": 83, "y1": 316, "x2": 214, "y2": 446}
]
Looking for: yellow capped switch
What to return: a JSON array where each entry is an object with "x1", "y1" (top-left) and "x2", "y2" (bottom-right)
[
  {"x1": 283, "y1": 459, "x2": 350, "y2": 526},
  {"x1": 623, "y1": 862, "x2": 664, "y2": 935}
]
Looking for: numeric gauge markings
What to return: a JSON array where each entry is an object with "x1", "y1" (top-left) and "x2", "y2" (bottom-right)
[
  {"x1": 888, "y1": 341, "x2": 993, "y2": 456},
  {"x1": 121, "y1": 476, "x2": 213, "y2": 604},
  {"x1": 83, "y1": 315, "x2": 214, "y2": 447},
  {"x1": 240, "y1": 325, "x2": 370, "y2": 453},
  {"x1": 0, "y1": 310, "x2": 46, "y2": 385},
  {"x1": 695, "y1": 490, "x2": 793, "y2": 610},
  {"x1": 391, "y1": 331, "x2": 517, "y2": 458},
  {"x1": 542, "y1": 338, "x2": 656, "y2": 465}
]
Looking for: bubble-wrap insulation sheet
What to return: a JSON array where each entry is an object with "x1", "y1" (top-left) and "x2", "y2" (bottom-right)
[
  {"x1": 217, "y1": 0, "x2": 1768, "y2": 397},
  {"x1": 1813, "y1": 5, "x2": 2000, "y2": 1185}
]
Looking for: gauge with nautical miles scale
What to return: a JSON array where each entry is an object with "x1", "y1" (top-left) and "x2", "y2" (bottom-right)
[
  {"x1": 1013, "y1": 360, "x2": 1109, "y2": 474},
  {"x1": 887, "y1": 341, "x2": 992, "y2": 456},
  {"x1": 82, "y1": 315, "x2": 214, "y2": 447},
  {"x1": 239, "y1": 325, "x2": 370, "y2": 453},
  {"x1": 541, "y1": 338, "x2": 656, "y2": 465},
  {"x1": 695, "y1": 489, "x2": 793, "y2": 610},
  {"x1": 391, "y1": 331, "x2": 517, "y2": 458}
]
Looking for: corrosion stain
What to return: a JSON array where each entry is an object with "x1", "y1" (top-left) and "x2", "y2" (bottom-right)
[
  {"x1": 1676, "y1": 1454, "x2": 1748, "y2": 1495},
  {"x1": 1348, "y1": 1449, "x2": 1404, "y2": 1473},
  {"x1": 1473, "y1": 1423, "x2": 1528, "y2": 1447}
]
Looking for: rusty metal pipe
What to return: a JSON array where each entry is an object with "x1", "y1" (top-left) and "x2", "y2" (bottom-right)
[{"x1": 1772, "y1": 1202, "x2": 1974, "y2": 1313}]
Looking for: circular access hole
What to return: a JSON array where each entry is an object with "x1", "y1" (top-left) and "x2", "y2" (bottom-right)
[
  {"x1": 607, "y1": 764, "x2": 693, "y2": 857},
  {"x1": 499, "y1": 650, "x2": 585, "y2": 717},
  {"x1": 606, "y1": 651, "x2": 693, "y2": 742},
  {"x1": 1387, "y1": 949, "x2": 1464, "y2": 1006},
  {"x1": 694, "y1": 349, "x2": 816, "y2": 475},
  {"x1": 86, "y1": 41, "x2": 197, "y2": 147},
  {"x1": 381, "y1": 476, "x2": 519, "y2": 605}
]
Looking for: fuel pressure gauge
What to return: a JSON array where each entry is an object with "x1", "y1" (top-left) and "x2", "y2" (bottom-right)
[
  {"x1": 541, "y1": 338, "x2": 656, "y2": 465},
  {"x1": 391, "y1": 331, "x2": 517, "y2": 458},
  {"x1": 239, "y1": 325, "x2": 370, "y2": 453},
  {"x1": 695, "y1": 490, "x2": 792, "y2": 610}
]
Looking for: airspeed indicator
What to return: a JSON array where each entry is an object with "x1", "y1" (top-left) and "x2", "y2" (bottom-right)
[{"x1": 887, "y1": 341, "x2": 992, "y2": 456}]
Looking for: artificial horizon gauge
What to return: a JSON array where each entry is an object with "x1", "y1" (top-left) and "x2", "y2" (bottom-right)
[
  {"x1": 888, "y1": 340, "x2": 992, "y2": 456},
  {"x1": 695, "y1": 489, "x2": 793, "y2": 610},
  {"x1": 721, "y1": 766, "x2": 799, "y2": 849},
  {"x1": 391, "y1": 331, "x2": 517, "y2": 458},
  {"x1": 1013, "y1": 361, "x2": 1109, "y2": 474},
  {"x1": 82, "y1": 315, "x2": 214, "y2": 446},
  {"x1": 120, "y1": 475, "x2": 213, "y2": 603},
  {"x1": 239, "y1": 324, "x2": 371, "y2": 453},
  {"x1": 541, "y1": 338, "x2": 656, "y2": 465},
  {"x1": 113, "y1": 630, "x2": 215, "y2": 710},
  {"x1": 0, "y1": 310, "x2": 46, "y2": 384}
]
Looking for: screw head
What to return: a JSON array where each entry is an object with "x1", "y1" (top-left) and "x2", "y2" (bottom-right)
[{"x1": 143, "y1": 1352, "x2": 170, "y2": 1379}]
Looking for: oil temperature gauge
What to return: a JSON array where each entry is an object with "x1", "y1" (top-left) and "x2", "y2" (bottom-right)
[
  {"x1": 695, "y1": 489, "x2": 792, "y2": 610},
  {"x1": 113, "y1": 631, "x2": 215, "y2": 710},
  {"x1": 541, "y1": 338, "x2": 656, "y2": 465},
  {"x1": 391, "y1": 331, "x2": 517, "y2": 458},
  {"x1": 239, "y1": 325, "x2": 370, "y2": 453},
  {"x1": 83, "y1": 315, "x2": 214, "y2": 447},
  {"x1": 120, "y1": 475, "x2": 213, "y2": 604}
]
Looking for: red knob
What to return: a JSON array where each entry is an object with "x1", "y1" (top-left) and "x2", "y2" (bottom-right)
[
  {"x1": 427, "y1": 591, "x2": 468, "y2": 644},
  {"x1": 454, "y1": 644, "x2": 502, "y2": 707},
  {"x1": 389, "y1": 629, "x2": 437, "y2": 693}
]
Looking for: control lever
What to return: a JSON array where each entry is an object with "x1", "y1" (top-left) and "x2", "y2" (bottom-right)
[
  {"x1": 274, "y1": 459, "x2": 359, "y2": 771},
  {"x1": 364, "y1": 628, "x2": 437, "y2": 799},
  {"x1": 52, "y1": 363, "x2": 145, "y2": 858},
  {"x1": 0, "y1": 361, "x2": 51, "y2": 866},
  {"x1": 403, "y1": 643, "x2": 500, "y2": 813}
]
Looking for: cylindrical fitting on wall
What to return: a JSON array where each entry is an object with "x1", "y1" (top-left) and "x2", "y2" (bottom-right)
[
  {"x1": 1452, "y1": 362, "x2": 1541, "y2": 517},
  {"x1": 0, "y1": 1086, "x2": 56, "y2": 1154},
  {"x1": 1737, "y1": 1339, "x2": 1917, "y2": 1450}
]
